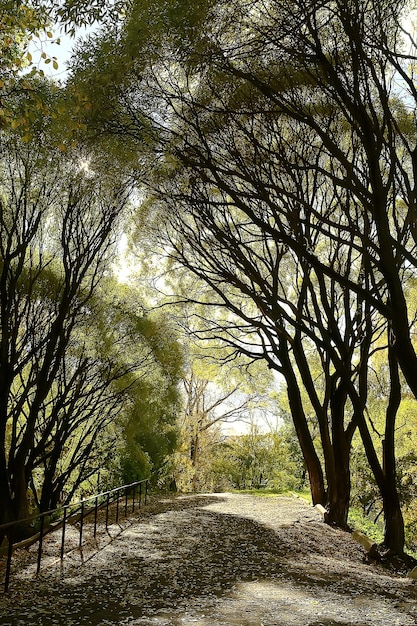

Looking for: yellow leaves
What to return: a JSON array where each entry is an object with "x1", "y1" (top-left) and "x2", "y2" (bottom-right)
[
  {"x1": 41, "y1": 55, "x2": 58, "y2": 69},
  {"x1": 0, "y1": 109, "x2": 8, "y2": 129}
]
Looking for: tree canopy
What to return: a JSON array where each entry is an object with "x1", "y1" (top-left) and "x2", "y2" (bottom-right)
[
  {"x1": 66, "y1": 0, "x2": 417, "y2": 558},
  {"x1": 5, "y1": 0, "x2": 417, "y2": 564}
]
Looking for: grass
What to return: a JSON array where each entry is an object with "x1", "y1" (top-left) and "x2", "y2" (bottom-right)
[
  {"x1": 232, "y1": 487, "x2": 312, "y2": 502},
  {"x1": 347, "y1": 507, "x2": 384, "y2": 543}
]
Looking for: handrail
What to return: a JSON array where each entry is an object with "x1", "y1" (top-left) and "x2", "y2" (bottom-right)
[
  {"x1": 1, "y1": 478, "x2": 148, "y2": 593},
  {"x1": 0, "y1": 480, "x2": 147, "y2": 532}
]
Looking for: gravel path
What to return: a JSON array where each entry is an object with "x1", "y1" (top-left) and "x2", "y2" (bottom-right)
[{"x1": 1, "y1": 492, "x2": 417, "y2": 625}]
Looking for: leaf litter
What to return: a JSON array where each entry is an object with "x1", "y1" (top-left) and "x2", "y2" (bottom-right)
[{"x1": 0, "y1": 493, "x2": 416, "y2": 625}]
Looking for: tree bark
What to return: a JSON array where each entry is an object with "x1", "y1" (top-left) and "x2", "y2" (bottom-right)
[
  {"x1": 380, "y1": 340, "x2": 405, "y2": 555},
  {"x1": 278, "y1": 341, "x2": 326, "y2": 506}
]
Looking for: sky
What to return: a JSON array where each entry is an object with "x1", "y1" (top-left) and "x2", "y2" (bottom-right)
[{"x1": 27, "y1": 25, "x2": 94, "y2": 81}]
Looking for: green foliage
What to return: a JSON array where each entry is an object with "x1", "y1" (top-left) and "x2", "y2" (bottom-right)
[
  {"x1": 348, "y1": 507, "x2": 384, "y2": 545},
  {"x1": 54, "y1": 0, "x2": 129, "y2": 33},
  {"x1": 208, "y1": 424, "x2": 306, "y2": 493},
  {"x1": 67, "y1": 0, "x2": 417, "y2": 555},
  {"x1": 120, "y1": 442, "x2": 152, "y2": 484},
  {"x1": 349, "y1": 385, "x2": 417, "y2": 553},
  {"x1": 0, "y1": 120, "x2": 186, "y2": 524},
  {"x1": 116, "y1": 311, "x2": 183, "y2": 486}
]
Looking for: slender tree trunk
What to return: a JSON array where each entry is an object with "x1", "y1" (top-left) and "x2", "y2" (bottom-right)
[
  {"x1": 39, "y1": 469, "x2": 56, "y2": 513},
  {"x1": 278, "y1": 345, "x2": 326, "y2": 505},
  {"x1": 0, "y1": 448, "x2": 13, "y2": 528},
  {"x1": 381, "y1": 340, "x2": 405, "y2": 555},
  {"x1": 353, "y1": 403, "x2": 405, "y2": 555},
  {"x1": 382, "y1": 492, "x2": 405, "y2": 556},
  {"x1": 191, "y1": 432, "x2": 199, "y2": 492}
]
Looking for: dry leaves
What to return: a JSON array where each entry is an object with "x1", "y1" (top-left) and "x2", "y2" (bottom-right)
[{"x1": 0, "y1": 493, "x2": 416, "y2": 625}]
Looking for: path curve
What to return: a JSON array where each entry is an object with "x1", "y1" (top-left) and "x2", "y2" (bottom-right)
[{"x1": 1, "y1": 492, "x2": 417, "y2": 625}]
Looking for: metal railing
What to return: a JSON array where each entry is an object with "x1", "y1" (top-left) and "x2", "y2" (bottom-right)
[{"x1": 0, "y1": 478, "x2": 148, "y2": 592}]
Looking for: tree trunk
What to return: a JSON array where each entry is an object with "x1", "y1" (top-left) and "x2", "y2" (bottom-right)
[
  {"x1": 324, "y1": 379, "x2": 352, "y2": 529},
  {"x1": 353, "y1": 404, "x2": 405, "y2": 555},
  {"x1": 278, "y1": 346, "x2": 326, "y2": 505},
  {"x1": 380, "y1": 342, "x2": 405, "y2": 555},
  {"x1": 39, "y1": 470, "x2": 56, "y2": 513},
  {"x1": 12, "y1": 465, "x2": 30, "y2": 521},
  {"x1": 0, "y1": 452, "x2": 13, "y2": 528},
  {"x1": 382, "y1": 482, "x2": 405, "y2": 556},
  {"x1": 8, "y1": 464, "x2": 33, "y2": 541},
  {"x1": 191, "y1": 432, "x2": 199, "y2": 492},
  {"x1": 325, "y1": 447, "x2": 351, "y2": 528}
]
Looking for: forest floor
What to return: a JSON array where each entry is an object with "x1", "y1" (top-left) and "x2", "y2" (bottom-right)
[{"x1": 0, "y1": 492, "x2": 417, "y2": 625}]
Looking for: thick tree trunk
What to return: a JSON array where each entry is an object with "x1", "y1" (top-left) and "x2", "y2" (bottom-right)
[
  {"x1": 6, "y1": 464, "x2": 33, "y2": 542},
  {"x1": 12, "y1": 465, "x2": 30, "y2": 521},
  {"x1": 304, "y1": 449, "x2": 326, "y2": 506},
  {"x1": 324, "y1": 443, "x2": 351, "y2": 529},
  {"x1": 382, "y1": 486, "x2": 405, "y2": 556},
  {"x1": 318, "y1": 378, "x2": 351, "y2": 528},
  {"x1": 0, "y1": 456, "x2": 13, "y2": 527}
]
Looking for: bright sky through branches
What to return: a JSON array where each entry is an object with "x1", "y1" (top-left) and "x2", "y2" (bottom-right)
[{"x1": 27, "y1": 25, "x2": 94, "y2": 80}]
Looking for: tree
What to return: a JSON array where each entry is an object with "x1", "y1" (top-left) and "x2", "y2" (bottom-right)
[
  {"x1": 210, "y1": 423, "x2": 303, "y2": 492},
  {"x1": 0, "y1": 129, "x2": 130, "y2": 526},
  {"x1": 69, "y1": 0, "x2": 417, "y2": 555},
  {"x1": 175, "y1": 357, "x2": 274, "y2": 491},
  {"x1": 118, "y1": 309, "x2": 184, "y2": 487},
  {"x1": 31, "y1": 283, "x2": 184, "y2": 511}
]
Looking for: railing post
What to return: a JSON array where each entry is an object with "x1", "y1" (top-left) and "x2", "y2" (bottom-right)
[
  {"x1": 145, "y1": 480, "x2": 148, "y2": 505},
  {"x1": 105, "y1": 493, "x2": 110, "y2": 530},
  {"x1": 139, "y1": 482, "x2": 142, "y2": 508},
  {"x1": 116, "y1": 491, "x2": 120, "y2": 523},
  {"x1": 79, "y1": 501, "x2": 84, "y2": 549},
  {"x1": 132, "y1": 485, "x2": 136, "y2": 513},
  {"x1": 61, "y1": 507, "x2": 67, "y2": 560},
  {"x1": 4, "y1": 526, "x2": 14, "y2": 593},
  {"x1": 125, "y1": 489, "x2": 128, "y2": 517},
  {"x1": 37, "y1": 515, "x2": 45, "y2": 575},
  {"x1": 93, "y1": 496, "x2": 98, "y2": 538}
]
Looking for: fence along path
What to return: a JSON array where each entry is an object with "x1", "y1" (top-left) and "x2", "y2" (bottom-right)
[{"x1": 0, "y1": 479, "x2": 148, "y2": 592}]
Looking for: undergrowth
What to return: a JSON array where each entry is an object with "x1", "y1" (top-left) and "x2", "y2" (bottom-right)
[
  {"x1": 347, "y1": 507, "x2": 384, "y2": 543},
  {"x1": 232, "y1": 487, "x2": 312, "y2": 501}
]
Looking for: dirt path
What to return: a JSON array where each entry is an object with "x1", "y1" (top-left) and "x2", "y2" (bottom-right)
[{"x1": 1, "y1": 493, "x2": 417, "y2": 625}]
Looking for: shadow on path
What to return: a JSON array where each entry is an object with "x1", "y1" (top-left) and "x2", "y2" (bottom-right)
[{"x1": 0, "y1": 493, "x2": 416, "y2": 625}]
